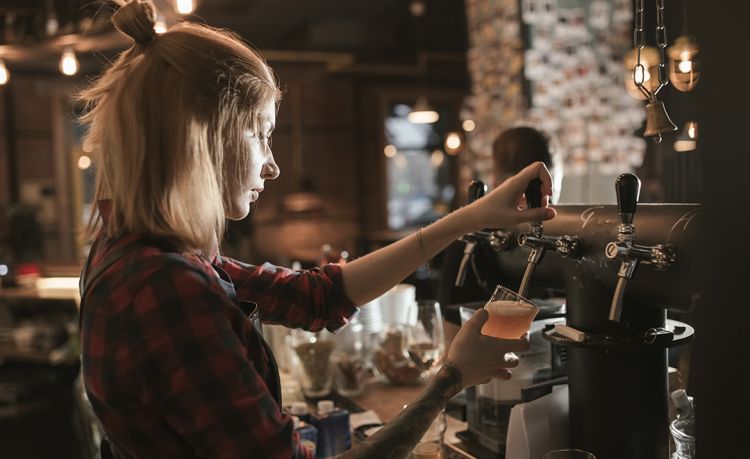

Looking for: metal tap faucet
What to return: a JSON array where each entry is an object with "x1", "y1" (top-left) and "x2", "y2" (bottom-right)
[
  {"x1": 605, "y1": 173, "x2": 676, "y2": 321},
  {"x1": 454, "y1": 181, "x2": 514, "y2": 287},
  {"x1": 517, "y1": 179, "x2": 582, "y2": 298}
]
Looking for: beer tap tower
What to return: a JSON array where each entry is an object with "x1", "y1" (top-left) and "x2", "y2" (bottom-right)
[
  {"x1": 540, "y1": 173, "x2": 695, "y2": 459},
  {"x1": 457, "y1": 173, "x2": 698, "y2": 458}
]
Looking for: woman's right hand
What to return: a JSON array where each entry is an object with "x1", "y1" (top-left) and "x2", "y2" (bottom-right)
[{"x1": 445, "y1": 308, "x2": 529, "y2": 388}]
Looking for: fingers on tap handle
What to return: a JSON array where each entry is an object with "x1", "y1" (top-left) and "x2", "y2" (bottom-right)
[
  {"x1": 524, "y1": 178, "x2": 543, "y2": 209},
  {"x1": 515, "y1": 161, "x2": 554, "y2": 204},
  {"x1": 468, "y1": 180, "x2": 487, "y2": 204}
]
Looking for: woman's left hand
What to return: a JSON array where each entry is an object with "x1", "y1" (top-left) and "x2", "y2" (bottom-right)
[{"x1": 461, "y1": 161, "x2": 556, "y2": 232}]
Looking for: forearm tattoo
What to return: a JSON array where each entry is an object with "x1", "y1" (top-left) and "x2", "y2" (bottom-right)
[{"x1": 340, "y1": 361, "x2": 463, "y2": 459}]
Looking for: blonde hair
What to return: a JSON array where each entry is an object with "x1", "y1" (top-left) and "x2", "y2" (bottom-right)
[{"x1": 79, "y1": 0, "x2": 280, "y2": 256}]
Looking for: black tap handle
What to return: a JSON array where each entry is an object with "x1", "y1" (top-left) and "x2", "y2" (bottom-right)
[
  {"x1": 468, "y1": 180, "x2": 487, "y2": 204},
  {"x1": 525, "y1": 179, "x2": 543, "y2": 209},
  {"x1": 615, "y1": 173, "x2": 641, "y2": 225}
]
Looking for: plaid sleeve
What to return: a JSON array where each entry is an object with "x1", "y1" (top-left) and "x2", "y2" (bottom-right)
[
  {"x1": 216, "y1": 257, "x2": 358, "y2": 332},
  {"x1": 124, "y1": 259, "x2": 313, "y2": 459}
]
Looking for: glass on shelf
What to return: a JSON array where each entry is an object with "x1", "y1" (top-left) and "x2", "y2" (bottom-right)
[{"x1": 288, "y1": 329, "x2": 336, "y2": 398}]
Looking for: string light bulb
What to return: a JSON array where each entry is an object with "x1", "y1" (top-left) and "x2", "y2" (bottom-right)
[
  {"x1": 668, "y1": 36, "x2": 700, "y2": 91},
  {"x1": 59, "y1": 47, "x2": 79, "y2": 76},
  {"x1": 176, "y1": 0, "x2": 194, "y2": 14},
  {"x1": 0, "y1": 59, "x2": 9, "y2": 85},
  {"x1": 462, "y1": 119, "x2": 476, "y2": 132}
]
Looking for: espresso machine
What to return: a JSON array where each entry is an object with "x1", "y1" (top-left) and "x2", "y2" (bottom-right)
[{"x1": 454, "y1": 173, "x2": 698, "y2": 459}]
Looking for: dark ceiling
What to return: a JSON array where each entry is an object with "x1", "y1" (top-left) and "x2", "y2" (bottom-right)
[
  {"x1": 191, "y1": 0, "x2": 468, "y2": 57},
  {"x1": 0, "y1": 0, "x2": 468, "y2": 75}
]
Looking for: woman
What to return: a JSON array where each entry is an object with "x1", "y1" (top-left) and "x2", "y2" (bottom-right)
[{"x1": 78, "y1": 2, "x2": 556, "y2": 458}]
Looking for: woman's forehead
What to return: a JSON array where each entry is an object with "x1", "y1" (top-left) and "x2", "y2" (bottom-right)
[{"x1": 258, "y1": 100, "x2": 276, "y2": 125}]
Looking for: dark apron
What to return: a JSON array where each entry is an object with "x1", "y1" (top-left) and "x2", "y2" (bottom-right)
[{"x1": 80, "y1": 242, "x2": 282, "y2": 458}]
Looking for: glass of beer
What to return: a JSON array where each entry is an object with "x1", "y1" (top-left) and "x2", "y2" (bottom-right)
[{"x1": 481, "y1": 286, "x2": 539, "y2": 339}]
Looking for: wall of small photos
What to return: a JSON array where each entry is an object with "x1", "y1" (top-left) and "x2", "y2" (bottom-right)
[{"x1": 463, "y1": 0, "x2": 646, "y2": 202}]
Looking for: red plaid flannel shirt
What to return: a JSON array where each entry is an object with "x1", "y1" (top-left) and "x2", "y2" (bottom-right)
[{"x1": 80, "y1": 231, "x2": 357, "y2": 458}]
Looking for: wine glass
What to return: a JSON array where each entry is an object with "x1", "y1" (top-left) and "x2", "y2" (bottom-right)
[
  {"x1": 481, "y1": 285, "x2": 539, "y2": 339},
  {"x1": 405, "y1": 300, "x2": 446, "y2": 374}
]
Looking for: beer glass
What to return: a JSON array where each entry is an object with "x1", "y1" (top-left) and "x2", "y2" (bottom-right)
[{"x1": 481, "y1": 286, "x2": 539, "y2": 339}]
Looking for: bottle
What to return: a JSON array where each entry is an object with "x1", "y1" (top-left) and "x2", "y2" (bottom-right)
[
  {"x1": 311, "y1": 400, "x2": 351, "y2": 458},
  {"x1": 292, "y1": 415, "x2": 318, "y2": 456}
]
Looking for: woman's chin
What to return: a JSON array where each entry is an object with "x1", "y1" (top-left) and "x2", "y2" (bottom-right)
[{"x1": 226, "y1": 203, "x2": 251, "y2": 221}]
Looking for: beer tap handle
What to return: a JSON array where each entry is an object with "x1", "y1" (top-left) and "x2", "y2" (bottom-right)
[
  {"x1": 468, "y1": 179, "x2": 487, "y2": 204},
  {"x1": 525, "y1": 178, "x2": 543, "y2": 209},
  {"x1": 615, "y1": 173, "x2": 641, "y2": 225}
]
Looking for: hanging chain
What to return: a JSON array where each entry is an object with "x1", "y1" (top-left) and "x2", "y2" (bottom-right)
[
  {"x1": 633, "y1": 0, "x2": 669, "y2": 100},
  {"x1": 654, "y1": 0, "x2": 669, "y2": 95},
  {"x1": 632, "y1": 0, "x2": 651, "y2": 100}
]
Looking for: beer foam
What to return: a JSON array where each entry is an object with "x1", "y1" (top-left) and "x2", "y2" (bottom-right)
[{"x1": 485, "y1": 300, "x2": 535, "y2": 316}]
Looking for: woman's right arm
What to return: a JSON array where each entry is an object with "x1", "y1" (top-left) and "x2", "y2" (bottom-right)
[{"x1": 341, "y1": 308, "x2": 528, "y2": 459}]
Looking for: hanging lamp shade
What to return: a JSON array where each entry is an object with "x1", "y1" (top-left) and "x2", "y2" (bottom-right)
[
  {"x1": 668, "y1": 36, "x2": 701, "y2": 92},
  {"x1": 408, "y1": 96, "x2": 439, "y2": 124},
  {"x1": 623, "y1": 47, "x2": 660, "y2": 100},
  {"x1": 673, "y1": 121, "x2": 698, "y2": 152}
]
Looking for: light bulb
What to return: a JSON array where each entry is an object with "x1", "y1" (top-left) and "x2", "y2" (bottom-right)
[
  {"x1": 384, "y1": 144, "x2": 397, "y2": 158},
  {"x1": 59, "y1": 47, "x2": 79, "y2": 76},
  {"x1": 176, "y1": 0, "x2": 193, "y2": 14},
  {"x1": 462, "y1": 119, "x2": 476, "y2": 132},
  {"x1": 634, "y1": 66, "x2": 651, "y2": 85},
  {"x1": 678, "y1": 59, "x2": 692, "y2": 74},
  {"x1": 154, "y1": 16, "x2": 167, "y2": 34},
  {"x1": 0, "y1": 59, "x2": 9, "y2": 85}
]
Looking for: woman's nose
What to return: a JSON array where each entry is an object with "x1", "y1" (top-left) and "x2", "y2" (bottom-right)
[{"x1": 262, "y1": 154, "x2": 280, "y2": 180}]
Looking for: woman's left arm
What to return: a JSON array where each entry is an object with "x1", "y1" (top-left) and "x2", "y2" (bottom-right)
[{"x1": 340, "y1": 161, "x2": 556, "y2": 305}]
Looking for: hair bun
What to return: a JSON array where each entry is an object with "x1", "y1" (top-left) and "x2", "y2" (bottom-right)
[{"x1": 112, "y1": 0, "x2": 158, "y2": 48}]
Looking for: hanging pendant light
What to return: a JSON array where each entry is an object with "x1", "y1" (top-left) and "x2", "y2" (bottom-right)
[
  {"x1": 408, "y1": 96, "x2": 439, "y2": 124},
  {"x1": 0, "y1": 59, "x2": 9, "y2": 85},
  {"x1": 623, "y1": 47, "x2": 660, "y2": 100},
  {"x1": 59, "y1": 47, "x2": 79, "y2": 76},
  {"x1": 673, "y1": 121, "x2": 698, "y2": 152},
  {"x1": 668, "y1": 36, "x2": 700, "y2": 91}
]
